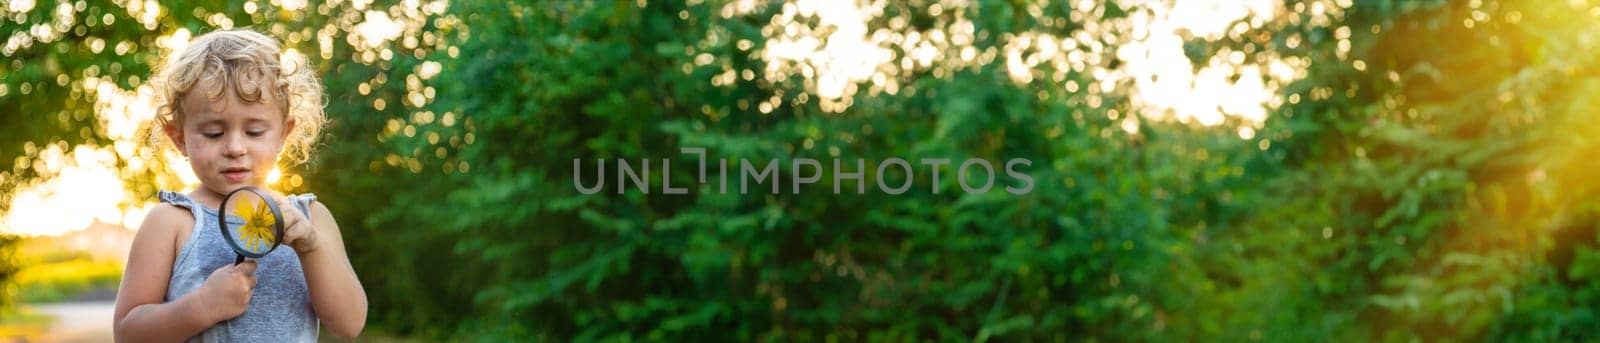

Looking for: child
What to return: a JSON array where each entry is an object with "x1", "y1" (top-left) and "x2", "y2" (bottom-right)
[{"x1": 113, "y1": 29, "x2": 366, "y2": 341}]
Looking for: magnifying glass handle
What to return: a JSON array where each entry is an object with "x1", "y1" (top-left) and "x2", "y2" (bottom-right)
[{"x1": 235, "y1": 255, "x2": 245, "y2": 265}]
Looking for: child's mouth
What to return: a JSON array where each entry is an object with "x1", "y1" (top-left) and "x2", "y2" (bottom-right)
[{"x1": 223, "y1": 169, "x2": 251, "y2": 182}]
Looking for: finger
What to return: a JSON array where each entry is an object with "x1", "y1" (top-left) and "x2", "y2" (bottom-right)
[
  {"x1": 273, "y1": 198, "x2": 304, "y2": 237},
  {"x1": 235, "y1": 259, "x2": 259, "y2": 275},
  {"x1": 288, "y1": 215, "x2": 314, "y2": 241},
  {"x1": 268, "y1": 191, "x2": 291, "y2": 204},
  {"x1": 287, "y1": 210, "x2": 307, "y2": 231},
  {"x1": 242, "y1": 267, "x2": 258, "y2": 290},
  {"x1": 284, "y1": 206, "x2": 309, "y2": 234},
  {"x1": 280, "y1": 216, "x2": 304, "y2": 243},
  {"x1": 277, "y1": 196, "x2": 300, "y2": 218}
]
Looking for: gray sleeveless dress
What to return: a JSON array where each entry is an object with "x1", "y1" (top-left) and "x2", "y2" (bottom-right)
[{"x1": 159, "y1": 190, "x2": 319, "y2": 342}]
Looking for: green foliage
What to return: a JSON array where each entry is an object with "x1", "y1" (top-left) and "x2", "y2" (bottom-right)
[
  {"x1": 7, "y1": 247, "x2": 121, "y2": 303},
  {"x1": 0, "y1": 235, "x2": 17, "y2": 310},
  {"x1": 3, "y1": 0, "x2": 1600, "y2": 341}
]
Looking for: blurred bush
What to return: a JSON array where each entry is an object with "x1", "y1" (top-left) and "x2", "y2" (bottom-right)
[
  {"x1": 2, "y1": 0, "x2": 1600, "y2": 341},
  {"x1": 8, "y1": 250, "x2": 121, "y2": 303},
  {"x1": 0, "y1": 235, "x2": 16, "y2": 310}
]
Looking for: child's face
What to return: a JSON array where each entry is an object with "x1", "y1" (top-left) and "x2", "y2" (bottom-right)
[{"x1": 166, "y1": 79, "x2": 296, "y2": 196}]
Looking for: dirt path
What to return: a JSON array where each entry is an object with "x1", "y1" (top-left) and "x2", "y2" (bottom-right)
[{"x1": 27, "y1": 301, "x2": 115, "y2": 343}]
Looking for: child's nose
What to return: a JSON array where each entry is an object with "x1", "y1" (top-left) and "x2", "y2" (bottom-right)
[{"x1": 224, "y1": 136, "x2": 247, "y2": 157}]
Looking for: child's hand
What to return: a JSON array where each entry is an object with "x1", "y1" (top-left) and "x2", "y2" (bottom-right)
[
  {"x1": 199, "y1": 260, "x2": 257, "y2": 322},
  {"x1": 276, "y1": 196, "x2": 320, "y2": 255}
]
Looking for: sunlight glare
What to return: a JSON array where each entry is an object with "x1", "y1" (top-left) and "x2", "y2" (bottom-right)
[
  {"x1": 756, "y1": 0, "x2": 1303, "y2": 126},
  {"x1": 354, "y1": 10, "x2": 404, "y2": 48},
  {"x1": 1, "y1": 146, "x2": 128, "y2": 236}
]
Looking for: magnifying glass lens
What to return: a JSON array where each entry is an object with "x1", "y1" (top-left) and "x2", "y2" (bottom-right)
[{"x1": 219, "y1": 187, "x2": 284, "y2": 263}]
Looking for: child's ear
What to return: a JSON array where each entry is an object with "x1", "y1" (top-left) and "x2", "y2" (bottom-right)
[
  {"x1": 163, "y1": 120, "x2": 186, "y2": 156},
  {"x1": 283, "y1": 116, "x2": 297, "y2": 140}
]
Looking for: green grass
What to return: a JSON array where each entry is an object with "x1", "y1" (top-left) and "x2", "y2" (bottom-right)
[
  {"x1": 8, "y1": 238, "x2": 124, "y2": 303},
  {"x1": 318, "y1": 328, "x2": 424, "y2": 343},
  {"x1": 12, "y1": 258, "x2": 122, "y2": 303},
  {"x1": 0, "y1": 306, "x2": 55, "y2": 341}
]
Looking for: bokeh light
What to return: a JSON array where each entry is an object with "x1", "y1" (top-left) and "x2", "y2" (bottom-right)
[{"x1": 0, "y1": 0, "x2": 457, "y2": 236}]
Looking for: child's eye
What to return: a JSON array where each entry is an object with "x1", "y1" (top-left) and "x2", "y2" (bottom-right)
[
  {"x1": 246, "y1": 130, "x2": 267, "y2": 137},
  {"x1": 202, "y1": 132, "x2": 224, "y2": 138}
]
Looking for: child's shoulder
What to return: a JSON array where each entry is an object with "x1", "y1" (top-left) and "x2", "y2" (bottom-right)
[
  {"x1": 288, "y1": 193, "x2": 329, "y2": 212},
  {"x1": 142, "y1": 203, "x2": 195, "y2": 231},
  {"x1": 300, "y1": 195, "x2": 336, "y2": 221},
  {"x1": 287, "y1": 194, "x2": 341, "y2": 228},
  {"x1": 130, "y1": 202, "x2": 197, "y2": 251}
]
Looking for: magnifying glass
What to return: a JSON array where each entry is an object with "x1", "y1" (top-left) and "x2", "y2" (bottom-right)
[{"x1": 218, "y1": 186, "x2": 285, "y2": 264}]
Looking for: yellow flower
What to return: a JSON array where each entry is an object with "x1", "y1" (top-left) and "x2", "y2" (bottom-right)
[{"x1": 231, "y1": 195, "x2": 277, "y2": 252}]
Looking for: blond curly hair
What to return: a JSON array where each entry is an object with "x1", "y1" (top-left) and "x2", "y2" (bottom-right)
[{"x1": 147, "y1": 29, "x2": 326, "y2": 166}]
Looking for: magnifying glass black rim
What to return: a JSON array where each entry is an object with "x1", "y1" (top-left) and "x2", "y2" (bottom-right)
[{"x1": 217, "y1": 186, "x2": 285, "y2": 261}]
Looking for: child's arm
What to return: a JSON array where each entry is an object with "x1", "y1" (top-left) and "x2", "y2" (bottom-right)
[
  {"x1": 114, "y1": 205, "x2": 258, "y2": 342},
  {"x1": 288, "y1": 200, "x2": 369, "y2": 339}
]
